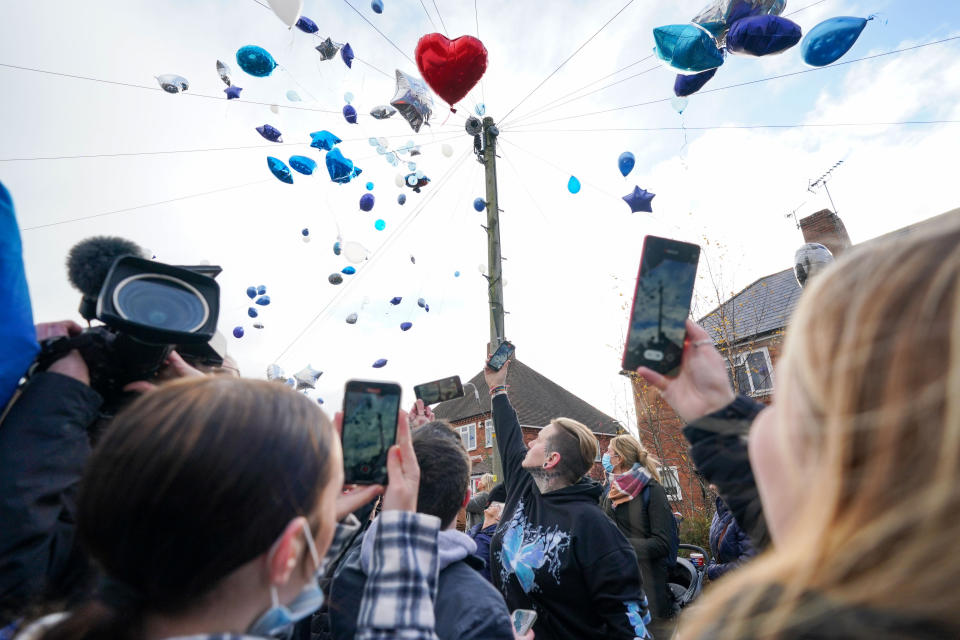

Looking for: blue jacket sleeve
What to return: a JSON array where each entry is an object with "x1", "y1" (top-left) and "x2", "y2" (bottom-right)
[
  {"x1": 0, "y1": 372, "x2": 103, "y2": 610},
  {"x1": 490, "y1": 394, "x2": 528, "y2": 490}
]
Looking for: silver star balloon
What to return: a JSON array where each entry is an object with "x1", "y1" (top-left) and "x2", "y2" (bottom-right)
[
  {"x1": 216, "y1": 60, "x2": 232, "y2": 86},
  {"x1": 294, "y1": 365, "x2": 323, "y2": 391},
  {"x1": 369, "y1": 104, "x2": 397, "y2": 119},
  {"x1": 390, "y1": 70, "x2": 433, "y2": 133},
  {"x1": 315, "y1": 37, "x2": 341, "y2": 61}
]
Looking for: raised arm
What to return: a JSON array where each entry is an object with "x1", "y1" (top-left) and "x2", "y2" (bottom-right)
[{"x1": 483, "y1": 358, "x2": 527, "y2": 489}]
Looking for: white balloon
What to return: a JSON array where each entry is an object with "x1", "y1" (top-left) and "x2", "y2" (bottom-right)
[
  {"x1": 394, "y1": 174, "x2": 405, "y2": 188},
  {"x1": 343, "y1": 241, "x2": 370, "y2": 264},
  {"x1": 267, "y1": 0, "x2": 302, "y2": 27},
  {"x1": 286, "y1": 90, "x2": 301, "y2": 102},
  {"x1": 270, "y1": 104, "x2": 280, "y2": 114},
  {"x1": 441, "y1": 143, "x2": 453, "y2": 158},
  {"x1": 478, "y1": 263, "x2": 487, "y2": 275}
]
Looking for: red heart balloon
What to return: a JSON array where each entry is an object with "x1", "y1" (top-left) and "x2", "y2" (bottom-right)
[{"x1": 415, "y1": 33, "x2": 488, "y2": 107}]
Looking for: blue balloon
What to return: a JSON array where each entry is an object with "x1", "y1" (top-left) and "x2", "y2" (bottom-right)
[
  {"x1": 801, "y1": 16, "x2": 870, "y2": 67},
  {"x1": 325, "y1": 148, "x2": 362, "y2": 183},
  {"x1": 475, "y1": 103, "x2": 486, "y2": 116},
  {"x1": 374, "y1": 219, "x2": 386, "y2": 231},
  {"x1": 568, "y1": 176, "x2": 581, "y2": 194},
  {"x1": 289, "y1": 155, "x2": 317, "y2": 175},
  {"x1": 343, "y1": 104, "x2": 358, "y2": 124},
  {"x1": 0, "y1": 183, "x2": 39, "y2": 407},
  {"x1": 256, "y1": 124, "x2": 283, "y2": 142},
  {"x1": 372, "y1": 358, "x2": 388, "y2": 368},
  {"x1": 256, "y1": 295, "x2": 271, "y2": 306},
  {"x1": 246, "y1": 286, "x2": 257, "y2": 298},
  {"x1": 301, "y1": 228, "x2": 309, "y2": 236},
  {"x1": 317, "y1": 397, "x2": 324, "y2": 404},
  {"x1": 653, "y1": 25, "x2": 724, "y2": 74},
  {"x1": 400, "y1": 322, "x2": 412, "y2": 331},
  {"x1": 233, "y1": 326, "x2": 245, "y2": 338},
  {"x1": 454, "y1": 270, "x2": 460, "y2": 277},
  {"x1": 224, "y1": 86, "x2": 243, "y2": 99},
  {"x1": 341, "y1": 43, "x2": 355, "y2": 68},
  {"x1": 618, "y1": 151, "x2": 635, "y2": 177},
  {"x1": 342, "y1": 266, "x2": 356, "y2": 275},
  {"x1": 333, "y1": 241, "x2": 342, "y2": 255},
  {"x1": 310, "y1": 130, "x2": 342, "y2": 151},
  {"x1": 623, "y1": 186, "x2": 656, "y2": 213},
  {"x1": 295, "y1": 15, "x2": 319, "y2": 33},
  {"x1": 372, "y1": 0, "x2": 384, "y2": 13},
  {"x1": 473, "y1": 197, "x2": 486, "y2": 212},
  {"x1": 359, "y1": 193, "x2": 375, "y2": 211},
  {"x1": 267, "y1": 157, "x2": 293, "y2": 184},
  {"x1": 397, "y1": 194, "x2": 406, "y2": 205},
  {"x1": 257, "y1": 285, "x2": 266, "y2": 295},
  {"x1": 417, "y1": 298, "x2": 426, "y2": 308},
  {"x1": 390, "y1": 296, "x2": 402, "y2": 305},
  {"x1": 236, "y1": 45, "x2": 277, "y2": 77},
  {"x1": 366, "y1": 182, "x2": 374, "y2": 190},
  {"x1": 674, "y1": 68, "x2": 717, "y2": 97},
  {"x1": 727, "y1": 15, "x2": 801, "y2": 57}
]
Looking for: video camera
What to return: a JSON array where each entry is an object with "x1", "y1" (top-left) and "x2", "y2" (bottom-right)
[{"x1": 34, "y1": 237, "x2": 221, "y2": 408}]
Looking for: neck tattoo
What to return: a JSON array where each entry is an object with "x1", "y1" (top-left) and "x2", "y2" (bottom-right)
[{"x1": 528, "y1": 466, "x2": 567, "y2": 493}]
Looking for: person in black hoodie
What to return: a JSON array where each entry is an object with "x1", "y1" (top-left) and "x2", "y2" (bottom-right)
[{"x1": 484, "y1": 355, "x2": 653, "y2": 640}]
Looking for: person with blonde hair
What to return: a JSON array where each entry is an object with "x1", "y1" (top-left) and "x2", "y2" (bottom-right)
[
  {"x1": 636, "y1": 212, "x2": 960, "y2": 639},
  {"x1": 466, "y1": 472, "x2": 496, "y2": 530},
  {"x1": 483, "y1": 354, "x2": 653, "y2": 640},
  {"x1": 601, "y1": 434, "x2": 677, "y2": 636}
]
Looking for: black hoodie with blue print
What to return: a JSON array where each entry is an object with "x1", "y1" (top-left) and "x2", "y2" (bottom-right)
[{"x1": 488, "y1": 393, "x2": 653, "y2": 640}]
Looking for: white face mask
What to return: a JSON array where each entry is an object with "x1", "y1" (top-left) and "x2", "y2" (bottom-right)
[{"x1": 247, "y1": 520, "x2": 325, "y2": 638}]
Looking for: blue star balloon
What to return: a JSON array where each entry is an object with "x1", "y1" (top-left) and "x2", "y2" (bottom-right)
[
  {"x1": 256, "y1": 124, "x2": 283, "y2": 142},
  {"x1": 568, "y1": 176, "x2": 581, "y2": 194},
  {"x1": 400, "y1": 322, "x2": 412, "y2": 331},
  {"x1": 390, "y1": 296, "x2": 402, "y2": 305},
  {"x1": 289, "y1": 155, "x2": 317, "y2": 175},
  {"x1": 341, "y1": 42, "x2": 355, "y2": 68},
  {"x1": 618, "y1": 152, "x2": 635, "y2": 177},
  {"x1": 359, "y1": 193, "x2": 375, "y2": 211},
  {"x1": 343, "y1": 104, "x2": 358, "y2": 124},
  {"x1": 342, "y1": 266, "x2": 356, "y2": 275},
  {"x1": 310, "y1": 130, "x2": 342, "y2": 151},
  {"x1": 224, "y1": 86, "x2": 243, "y2": 99},
  {"x1": 623, "y1": 186, "x2": 655, "y2": 213},
  {"x1": 325, "y1": 148, "x2": 362, "y2": 184},
  {"x1": 267, "y1": 157, "x2": 293, "y2": 184},
  {"x1": 397, "y1": 194, "x2": 406, "y2": 205},
  {"x1": 295, "y1": 15, "x2": 318, "y2": 33},
  {"x1": 372, "y1": 358, "x2": 388, "y2": 368},
  {"x1": 236, "y1": 45, "x2": 277, "y2": 77}
]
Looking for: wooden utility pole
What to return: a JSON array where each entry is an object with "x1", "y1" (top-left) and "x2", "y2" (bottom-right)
[{"x1": 480, "y1": 115, "x2": 504, "y2": 482}]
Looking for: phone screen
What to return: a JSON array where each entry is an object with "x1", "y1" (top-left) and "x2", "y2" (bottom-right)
[
  {"x1": 512, "y1": 609, "x2": 537, "y2": 635},
  {"x1": 414, "y1": 375, "x2": 464, "y2": 404},
  {"x1": 622, "y1": 236, "x2": 700, "y2": 375},
  {"x1": 341, "y1": 381, "x2": 401, "y2": 485},
  {"x1": 487, "y1": 341, "x2": 515, "y2": 371}
]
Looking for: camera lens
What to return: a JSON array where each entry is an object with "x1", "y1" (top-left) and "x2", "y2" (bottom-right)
[{"x1": 114, "y1": 275, "x2": 209, "y2": 333}]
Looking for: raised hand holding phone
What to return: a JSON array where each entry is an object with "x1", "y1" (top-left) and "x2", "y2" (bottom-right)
[
  {"x1": 381, "y1": 410, "x2": 419, "y2": 513},
  {"x1": 341, "y1": 380, "x2": 402, "y2": 485}
]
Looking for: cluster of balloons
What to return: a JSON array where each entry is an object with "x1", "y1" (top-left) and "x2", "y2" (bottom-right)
[
  {"x1": 235, "y1": 285, "x2": 271, "y2": 337},
  {"x1": 654, "y1": 1, "x2": 875, "y2": 99}
]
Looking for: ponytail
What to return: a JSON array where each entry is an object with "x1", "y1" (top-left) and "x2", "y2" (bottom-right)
[{"x1": 611, "y1": 435, "x2": 661, "y2": 482}]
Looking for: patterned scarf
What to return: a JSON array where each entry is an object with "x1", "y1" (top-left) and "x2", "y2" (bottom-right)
[{"x1": 608, "y1": 462, "x2": 652, "y2": 507}]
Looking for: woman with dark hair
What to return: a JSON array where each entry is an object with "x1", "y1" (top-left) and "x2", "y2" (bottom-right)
[{"x1": 16, "y1": 376, "x2": 437, "y2": 640}]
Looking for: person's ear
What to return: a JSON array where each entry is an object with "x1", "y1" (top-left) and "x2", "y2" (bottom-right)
[
  {"x1": 267, "y1": 517, "x2": 307, "y2": 586},
  {"x1": 544, "y1": 451, "x2": 561, "y2": 470}
]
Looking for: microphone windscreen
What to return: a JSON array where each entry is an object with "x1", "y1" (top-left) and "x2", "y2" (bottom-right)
[{"x1": 66, "y1": 236, "x2": 145, "y2": 298}]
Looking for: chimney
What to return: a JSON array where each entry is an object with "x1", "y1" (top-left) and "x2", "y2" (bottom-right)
[{"x1": 799, "y1": 209, "x2": 852, "y2": 256}]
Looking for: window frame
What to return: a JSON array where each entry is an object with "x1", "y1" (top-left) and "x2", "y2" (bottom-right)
[
  {"x1": 457, "y1": 423, "x2": 478, "y2": 451},
  {"x1": 484, "y1": 419, "x2": 493, "y2": 448},
  {"x1": 726, "y1": 346, "x2": 775, "y2": 396},
  {"x1": 658, "y1": 466, "x2": 683, "y2": 502}
]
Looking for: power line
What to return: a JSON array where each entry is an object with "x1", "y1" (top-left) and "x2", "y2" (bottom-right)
[
  {"x1": 21, "y1": 179, "x2": 272, "y2": 231},
  {"x1": 273, "y1": 149, "x2": 472, "y2": 362},
  {"x1": 785, "y1": 0, "x2": 830, "y2": 16},
  {"x1": 418, "y1": 0, "x2": 439, "y2": 32},
  {"x1": 341, "y1": 0, "x2": 416, "y2": 66},
  {"x1": 506, "y1": 35, "x2": 960, "y2": 129},
  {"x1": 503, "y1": 119, "x2": 960, "y2": 134},
  {"x1": 431, "y1": 0, "x2": 449, "y2": 35},
  {"x1": 498, "y1": 0, "x2": 638, "y2": 125}
]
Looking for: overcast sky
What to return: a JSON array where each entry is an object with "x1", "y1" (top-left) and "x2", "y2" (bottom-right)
[{"x1": 3, "y1": 0, "x2": 959, "y2": 428}]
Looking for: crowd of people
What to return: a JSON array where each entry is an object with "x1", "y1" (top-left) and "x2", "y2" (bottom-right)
[{"x1": 1, "y1": 209, "x2": 959, "y2": 640}]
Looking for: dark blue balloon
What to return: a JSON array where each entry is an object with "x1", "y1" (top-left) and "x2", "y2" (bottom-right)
[
  {"x1": 246, "y1": 286, "x2": 257, "y2": 298},
  {"x1": 623, "y1": 186, "x2": 656, "y2": 213},
  {"x1": 341, "y1": 43, "x2": 355, "y2": 68},
  {"x1": 801, "y1": 16, "x2": 870, "y2": 67},
  {"x1": 674, "y1": 68, "x2": 717, "y2": 97},
  {"x1": 372, "y1": 358, "x2": 387, "y2": 368},
  {"x1": 727, "y1": 15, "x2": 802, "y2": 57},
  {"x1": 295, "y1": 15, "x2": 319, "y2": 33},
  {"x1": 618, "y1": 152, "x2": 635, "y2": 177},
  {"x1": 233, "y1": 326, "x2": 244, "y2": 338},
  {"x1": 424, "y1": 304, "x2": 429, "y2": 312},
  {"x1": 256, "y1": 295, "x2": 271, "y2": 306},
  {"x1": 309, "y1": 130, "x2": 342, "y2": 151},
  {"x1": 343, "y1": 104, "x2": 358, "y2": 124},
  {"x1": 257, "y1": 285, "x2": 266, "y2": 295},
  {"x1": 256, "y1": 124, "x2": 283, "y2": 142},
  {"x1": 267, "y1": 157, "x2": 293, "y2": 184},
  {"x1": 236, "y1": 45, "x2": 277, "y2": 77},
  {"x1": 289, "y1": 155, "x2": 317, "y2": 175},
  {"x1": 359, "y1": 193, "x2": 375, "y2": 211},
  {"x1": 317, "y1": 397, "x2": 324, "y2": 404},
  {"x1": 389, "y1": 296, "x2": 402, "y2": 305},
  {"x1": 342, "y1": 266, "x2": 356, "y2": 275},
  {"x1": 473, "y1": 197, "x2": 486, "y2": 212},
  {"x1": 400, "y1": 322, "x2": 412, "y2": 331},
  {"x1": 397, "y1": 194, "x2": 406, "y2": 205},
  {"x1": 371, "y1": 0, "x2": 384, "y2": 13},
  {"x1": 302, "y1": 228, "x2": 309, "y2": 236},
  {"x1": 248, "y1": 307, "x2": 258, "y2": 318},
  {"x1": 325, "y1": 148, "x2": 362, "y2": 183},
  {"x1": 224, "y1": 86, "x2": 243, "y2": 99}
]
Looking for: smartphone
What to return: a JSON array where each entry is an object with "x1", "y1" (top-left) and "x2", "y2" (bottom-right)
[
  {"x1": 512, "y1": 609, "x2": 537, "y2": 635},
  {"x1": 622, "y1": 236, "x2": 701, "y2": 375},
  {"x1": 341, "y1": 380, "x2": 402, "y2": 485},
  {"x1": 414, "y1": 375, "x2": 464, "y2": 405},
  {"x1": 487, "y1": 341, "x2": 515, "y2": 371}
]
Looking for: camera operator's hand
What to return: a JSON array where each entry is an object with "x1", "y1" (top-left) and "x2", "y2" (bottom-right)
[
  {"x1": 123, "y1": 351, "x2": 204, "y2": 394},
  {"x1": 409, "y1": 399, "x2": 435, "y2": 429},
  {"x1": 36, "y1": 320, "x2": 89, "y2": 386},
  {"x1": 483, "y1": 351, "x2": 510, "y2": 390},
  {"x1": 635, "y1": 319, "x2": 735, "y2": 423}
]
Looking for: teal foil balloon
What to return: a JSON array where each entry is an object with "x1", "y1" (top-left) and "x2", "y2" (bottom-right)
[
  {"x1": 236, "y1": 45, "x2": 277, "y2": 77},
  {"x1": 567, "y1": 176, "x2": 581, "y2": 194},
  {"x1": 289, "y1": 156, "x2": 317, "y2": 175},
  {"x1": 325, "y1": 148, "x2": 362, "y2": 183},
  {"x1": 267, "y1": 157, "x2": 293, "y2": 184}
]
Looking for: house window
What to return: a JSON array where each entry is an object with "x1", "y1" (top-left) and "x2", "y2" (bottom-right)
[
  {"x1": 457, "y1": 423, "x2": 477, "y2": 451},
  {"x1": 484, "y1": 419, "x2": 493, "y2": 448},
  {"x1": 727, "y1": 347, "x2": 775, "y2": 396},
  {"x1": 659, "y1": 466, "x2": 682, "y2": 502}
]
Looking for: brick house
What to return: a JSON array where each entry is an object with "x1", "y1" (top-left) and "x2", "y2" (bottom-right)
[
  {"x1": 626, "y1": 208, "x2": 959, "y2": 518},
  {"x1": 433, "y1": 358, "x2": 625, "y2": 495}
]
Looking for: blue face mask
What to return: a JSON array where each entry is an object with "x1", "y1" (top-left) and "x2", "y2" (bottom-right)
[
  {"x1": 247, "y1": 520, "x2": 325, "y2": 639},
  {"x1": 601, "y1": 453, "x2": 614, "y2": 473}
]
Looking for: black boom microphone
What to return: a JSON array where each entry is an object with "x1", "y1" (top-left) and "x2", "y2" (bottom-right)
[{"x1": 66, "y1": 236, "x2": 145, "y2": 320}]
